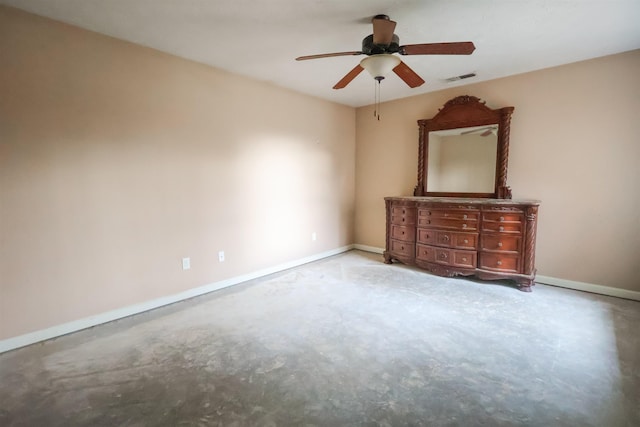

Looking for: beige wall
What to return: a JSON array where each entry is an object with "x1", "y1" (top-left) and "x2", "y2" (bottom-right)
[
  {"x1": 2, "y1": 5, "x2": 638, "y2": 343},
  {"x1": 0, "y1": 7, "x2": 356, "y2": 340},
  {"x1": 355, "y1": 49, "x2": 640, "y2": 292}
]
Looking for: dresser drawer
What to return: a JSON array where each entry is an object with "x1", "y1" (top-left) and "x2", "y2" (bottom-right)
[
  {"x1": 453, "y1": 233, "x2": 478, "y2": 249},
  {"x1": 390, "y1": 206, "x2": 416, "y2": 225},
  {"x1": 452, "y1": 250, "x2": 477, "y2": 268},
  {"x1": 482, "y1": 211, "x2": 523, "y2": 222},
  {"x1": 419, "y1": 217, "x2": 478, "y2": 231},
  {"x1": 419, "y1": 208, "x2": 479, "y2": 221},
  {"x1": 390, "y1": 225, "x2": 415, "y2": 242},
  {"x1": 389, "y1": 239, "x2": 413, "y2": 258},
  {"x1": 416, "y1": 244, "x2": 436, "y2": 262},
  {"x1": 481, "y1": 234, "x2": 521, "y2": 252},
  {"x1": 479, "y1": 252, "x2": 520, "y2": 273},
  {"x1": 482, "y1": 221, "x2": 522, "y2": 233},
  {"x1": 417, "y1": 229, "x2": 477, "y2": 249},
  {"x1": 416, "y1": 246, "x2": 476, "y2": 267},
  {"x1": 432, "y1": 248, "x2": 477, "y2": 268}
]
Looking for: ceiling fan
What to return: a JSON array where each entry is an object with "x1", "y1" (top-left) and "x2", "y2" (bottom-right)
[{"x1": 295, "y1": 15, "x2": 476, "y2": 90}]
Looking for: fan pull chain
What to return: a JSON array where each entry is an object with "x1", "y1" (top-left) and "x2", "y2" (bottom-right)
[
  {"x1": 377, "y1": 80, "x2": 381, "y2": 121},
  {"x1": 373, "y1": 79, "x2": 382, "y2": 121},
  {"x1": 373, "y1": 80, "x2": 377, "y2": 119}
]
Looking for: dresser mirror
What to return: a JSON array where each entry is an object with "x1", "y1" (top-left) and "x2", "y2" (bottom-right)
[
  {"x1": 427, "y1": 125, "x2": 498, "y2": 193},
  {"x1": 414, "y1": 95, "x2": 514, "y2": 199}
]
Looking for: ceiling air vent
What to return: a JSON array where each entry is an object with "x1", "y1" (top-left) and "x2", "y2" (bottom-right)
[{"x1": 444, "y1": 72, "x2": 477, "y2": 83}]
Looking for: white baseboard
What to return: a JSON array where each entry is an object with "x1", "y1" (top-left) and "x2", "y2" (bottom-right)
[
  {"x1": 0, "y1": 245, "x2": 354, "y2": 354},
  {"x1": 4, "y1": 244, "x2": 636, "y2": 353},
  {"x1": 353, "y1": 244, "x2": 384, "y2": 254},
  {"x1": 535, "y1": 275, "x2": 640, "y2": 301},
  {"x1": 354, "y1": 245, "x2": 640, "y2": 301}
]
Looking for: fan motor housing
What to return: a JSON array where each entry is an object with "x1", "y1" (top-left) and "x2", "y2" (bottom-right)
[{"x1": 362, "y1": 34, "x2": 401, "y2": 55}]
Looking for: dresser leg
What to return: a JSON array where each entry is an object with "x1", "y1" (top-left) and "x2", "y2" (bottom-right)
[
  {"x1": 383, "y1": 251, "x2": 393, "y2": 264},
  {"x1": 516, "y1": 277, "x2": 535, "y2": 292}
]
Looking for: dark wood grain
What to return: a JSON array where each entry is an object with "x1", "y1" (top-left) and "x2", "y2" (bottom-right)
[
  {"x1": 400, "y1": 42, "x2": 476, "y2": 55},
  {"x1": 333, "y1": 64, "x2": 364, "y2": 89},
  {"x1": 392, "y1": 61, "x2": 425, "y2": 88},
  {"x1": 384, "y1": 198, "x2": 540, "y2": 292}
]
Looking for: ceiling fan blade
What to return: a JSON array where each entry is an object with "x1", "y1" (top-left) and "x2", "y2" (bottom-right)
[
  {"x1": 400, "y1": 42, "x2": 476, "y2": 56},
  {"x1": 333, "y1": 64, "x2": 364, "y2": 89},
  {"x1": 372, "y1": 16, "x2": 397, "y2": 45},
  {"x1": 296, "y1": 51, "x2": 363, "y2": 61},
  {"x1": 392, "y1": 61, "x2": 425, "y2": 88}
]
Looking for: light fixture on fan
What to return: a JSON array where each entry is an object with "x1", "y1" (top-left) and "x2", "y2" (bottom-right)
[
  {"x1": 359, "y1": 54, "x2": 402, "y2": 120},
  {"x1": 360, "y1": 54, "x2": 401, "y2": 82}
]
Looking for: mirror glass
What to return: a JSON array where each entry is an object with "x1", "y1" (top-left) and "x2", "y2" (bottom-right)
[{"x1": 426, "y1": 125, "x2": 498, "y2": 193}]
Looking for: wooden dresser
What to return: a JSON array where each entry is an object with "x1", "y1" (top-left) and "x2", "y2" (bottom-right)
[{"x1": 384, "y1": 197, "x2": 540, "y2": 291}]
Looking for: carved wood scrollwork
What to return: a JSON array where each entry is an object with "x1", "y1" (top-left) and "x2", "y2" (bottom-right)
[
  {"x1": 414, "y1": 124, "x2": 426, "y2": 197},
  {"x1": 443, "y1": 95, "x2": 480, "y2": 107},
  {"x1": 523, "y1": 205, "x2": 539, "y2": 276},
  {"x1": 415, "y1": 261, "x2": 475, "y2": 279}
]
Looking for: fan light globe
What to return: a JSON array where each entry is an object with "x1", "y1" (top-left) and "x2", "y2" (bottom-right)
[{"x1": 360, "y1": 54, "x2": 401, "y2": 81}]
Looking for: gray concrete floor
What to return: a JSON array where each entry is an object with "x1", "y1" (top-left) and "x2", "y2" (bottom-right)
[{"x1": 1, "y1": 250, "x2": 639, "y2": 426}]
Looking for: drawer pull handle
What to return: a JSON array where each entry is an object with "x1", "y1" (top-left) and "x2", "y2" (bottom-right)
[
  {"x1": 464, "y1": 239, "x2": 469, "y2": 244},
  {"x1": 497, "y1": 260, "x2": 502, "y2": 266},
  {"x1": 443, "y1": 235, "x2": 450, "y2": 242},
  {"x1": 402, "y1": 209, "x2": 406, "y2": 214},
  {"x1": 401, "y1": 246, "x2": 405, "y2": 250},
  {"x1": 444, "y1": 213, "x2": 448, "y2": 217},
  {"x1": 500, "y1": 216, "x2": 505, "y2": 222},
  {"x1": 462, "y1": 257, "x2": 468, "y2": 262},
  {"x1": 427, "y1": 220, "x2": 431, "y2": 224},
  {"x1": 498, "y1": 242, "x2": 503, "y2": 247},
  {"x1": 499, "y1": 226, "x2": 504, "y2": 232},
  {"x1": 402, "y1": 218, "x2": 405, "y2": 222},
  {"x1": 439, "y1": 253, "x2": 448, "y2": 260},
  {"x1": 463, "y1": 214, "x2": 468, "y2": 219},
  {"x1": 462, "y1": 224, "x2": 467, "y2": 229}
]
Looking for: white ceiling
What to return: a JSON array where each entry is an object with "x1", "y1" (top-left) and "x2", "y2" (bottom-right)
[{"x1": 2, "y1": 0, "x2": 639, "y2": 107}]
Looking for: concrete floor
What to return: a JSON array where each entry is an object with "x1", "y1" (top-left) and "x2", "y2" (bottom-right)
[{"x1": 1, "y1": 250, "x2": 639, "y2": 426}]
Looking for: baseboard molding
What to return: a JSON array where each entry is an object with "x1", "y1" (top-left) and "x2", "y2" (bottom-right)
[
  {"x1": 535, "y1": 275, "x2": 640, "y2": 301},
  {"x1": 0, "y1": 245, "x2": 354, "y2": 354},
  {"x1": 354, "y1": 244, "x2": 640, "y2": 301},
  {"x1": 4, "y1": 244, "x2": 636, "y2": 353},
  {"x1": 352, "y1": 244, "x2": 384, "y2": 254}
]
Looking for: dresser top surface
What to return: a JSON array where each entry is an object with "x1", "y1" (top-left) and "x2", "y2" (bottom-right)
[{"x1": 385, "y1": 196, "x2": 540, "y2": 206}]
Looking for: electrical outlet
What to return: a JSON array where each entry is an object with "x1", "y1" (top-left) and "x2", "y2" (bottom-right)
[
  {"x1": 218, "y1": 251, "x2": 225, "y2": 262},
  {"x1": 182, "y1": 257, "x2": 191, "y2": 270},
  {"x1": 311, "y1": 232, "x2": 317, "y2": 241}
]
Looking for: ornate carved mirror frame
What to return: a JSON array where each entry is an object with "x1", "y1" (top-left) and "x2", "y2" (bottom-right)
[{"x1": 414, "y1": 95, "x2": 514, "y2": 199}]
